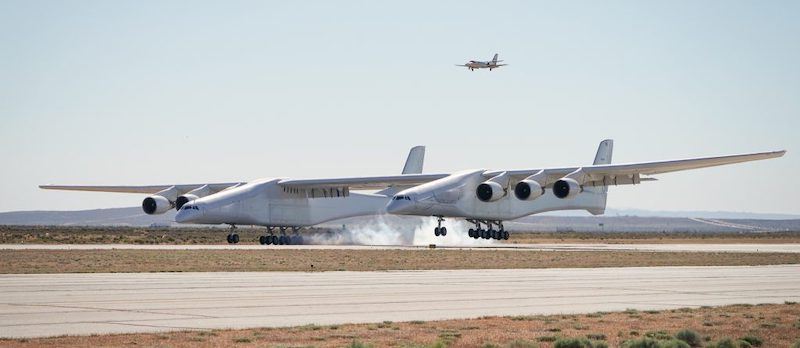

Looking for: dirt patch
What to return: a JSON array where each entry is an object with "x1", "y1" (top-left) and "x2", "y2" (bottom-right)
[
  {"x1": 3, "y1": 226, "x2": 800, "y2": 245},
  {"x1": 508, "y1": 231, "x2": 800, "y2": 244},
  {"x1": 1, "y1": 249, "x2": 799, "y2": 273},
  {"x1": 3, "y1": 303, "x2": 798, "y2": 347}
]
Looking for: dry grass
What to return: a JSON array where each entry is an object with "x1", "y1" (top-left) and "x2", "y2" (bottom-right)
[
  {"x1": 2, "y1": 303, "x2": 798, "y2": 347},
  {"x1": 3, "y1": 225, "x2": 800, "y2": 245},
  {"x1": 1, "y1": 249, "x2": 799, "y2": 273},
  {"x1": 508, "y1": 231, "x2": 800, "y2": 244}
]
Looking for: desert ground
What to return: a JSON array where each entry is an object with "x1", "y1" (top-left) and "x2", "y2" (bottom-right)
[{"x1": 2, "y1": 303, "x2": 798, "y2": 347}]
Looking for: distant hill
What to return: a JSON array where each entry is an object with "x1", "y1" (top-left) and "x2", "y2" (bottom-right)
[{"x1": 0, "y1": 206, "x2": 798, "y2": 233}]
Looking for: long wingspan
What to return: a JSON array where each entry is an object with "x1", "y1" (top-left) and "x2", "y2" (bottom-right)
[
  {"x1": 39, "y1": 183, "x2": 243, "y2": 195},
  {"x1": 485, "y1": 150, "x2": 786, "y2": 186}
]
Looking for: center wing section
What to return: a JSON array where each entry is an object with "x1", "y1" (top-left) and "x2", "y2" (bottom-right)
[{"x1": 277, "y1": 173, "x2": 449, "y2": 192}]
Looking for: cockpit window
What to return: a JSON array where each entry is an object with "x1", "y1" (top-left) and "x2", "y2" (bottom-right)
[
  {"x1": 393, "y1": 195, "x2": 411, "y2": 201},
  {"x1": 182, "y1": 205, "x2": 199, "y2": 210}
]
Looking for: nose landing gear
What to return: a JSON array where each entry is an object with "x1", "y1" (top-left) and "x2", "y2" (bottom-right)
[
  {"x1": 226, "y1": 224, "x2": 239, "y2": 244},
  {"x1": 433, "y1": 216, "x2": 447, "y2": 236}
]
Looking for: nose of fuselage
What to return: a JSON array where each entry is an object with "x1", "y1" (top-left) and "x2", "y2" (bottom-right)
[
  {"x1": 174, "y1": 203, "x2": 204, "y2": 223},
  {"x1": 386, "y1": 196, "x2": 415, "y2": 215}
]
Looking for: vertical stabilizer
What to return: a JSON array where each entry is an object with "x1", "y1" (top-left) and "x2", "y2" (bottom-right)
[
  {"x1": 491, "y1": 53, "x2": 499, "y2": 64},
  {"x1": 586, "y1": 139, "x2": 613, "y2": 215},
  {"x1": 402, "y1": 146, "x2": 425, "y2": 174},
  {"x1": 593, "y1": 139, "x2": 613, "y2": 165}
]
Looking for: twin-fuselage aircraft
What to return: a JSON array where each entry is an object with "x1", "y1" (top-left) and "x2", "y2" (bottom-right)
[{"x1": 41, "y1": 141, "x2": 785, "y2": 245}]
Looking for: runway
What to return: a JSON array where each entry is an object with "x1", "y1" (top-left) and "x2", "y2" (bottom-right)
[
  {"x1": 1, "y1": 265, "x2": 798, "y2": 338},
  {"x1": 2, "y1": 243, "x2": 799, "y2": 253}
]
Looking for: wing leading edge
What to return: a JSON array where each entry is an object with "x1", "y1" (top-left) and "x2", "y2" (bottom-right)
[{"x1": 485, "y1": 150, "x2": 786, "y2": 186}]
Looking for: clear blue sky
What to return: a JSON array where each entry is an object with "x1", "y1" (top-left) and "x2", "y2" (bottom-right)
[{"x1": 1, "y1": 0, "x2": 798, "y2": 214}]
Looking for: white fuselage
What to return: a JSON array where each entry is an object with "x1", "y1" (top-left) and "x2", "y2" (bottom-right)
[
  {"x1": 175, "y1": 178, "x2": 389, "y2": 227},
  {"x1": 386, "y1": 170, "x2": 607, "y2": 220},
  {"x1": 465, "y1": 61, "x2": 497, "y2": 69}
]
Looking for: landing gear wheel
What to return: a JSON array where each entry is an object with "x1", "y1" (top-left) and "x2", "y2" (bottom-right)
[
  {"x1": 226, "y1": 234, "x2": 233, "y2": 244},
  {"x1": 259, "y1": 236, "x2": 266, "y2": 245},
  {"x1": 271, "y1": 235, "x2": 278, "y2": 245},
  {"x1": 468, "y1": 229, "x2": 475, "y2": 238},
  {"x1": 490, "y1": 229, "x2": 498, "y2": 239},
  {"x1": 229, "y1": 233, "x2": 239, "y2": 244},
  {"x1": 503, "y1": 231, "x2": 510, "y2": 240},
  {"x1": 434, "y1": 227, "x2": 440, "y2": 236},
  {"x1": 440, "y1": 227, "x2": 447, "y2": 236},
  {"x1": 278, "y1": 235, "x2": 286, "y2": 245}
]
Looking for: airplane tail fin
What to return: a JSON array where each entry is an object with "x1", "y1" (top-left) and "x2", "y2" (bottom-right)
[
  {"x1": 585, "y1": 139, "x2": 613, "y2": 215},
  {"x1": 593, "y1": 139, "x2": 613, "y2": 165},
  {"x1": 492, "y1": 53, "x2": 499, "y2": 64},
  {"x1": 402, "y1": 146, "x2": 425, "y2": 174}
]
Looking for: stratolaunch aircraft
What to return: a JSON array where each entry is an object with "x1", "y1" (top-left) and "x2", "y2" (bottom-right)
[
  {"x1": 40, "y1": 141, "x2": 784, "y2": 245},
  {"x1": 456, "y1": 53, "x2": 507, "y2": 71}
]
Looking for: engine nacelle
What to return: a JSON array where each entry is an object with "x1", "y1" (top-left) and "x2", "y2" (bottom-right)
[
  {"x1": 514, "y1": 180, "x2": 545, "y2": 201},
  {"x1": 175, "y1": 194, "x2": 199, "y2": 211},
  {"x1": 476, "y1": 181, "x2": 505, "y2": 202},
  {"x1": 552, "y1": 178, "x2": 582, "y2": 199},
  {"x1": 142, "y1": 195, "x2": 173, "y2": 215}
]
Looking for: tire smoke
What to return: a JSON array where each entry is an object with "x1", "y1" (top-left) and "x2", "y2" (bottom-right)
[{"x1": 307, "y1": 216, "x2": 495, "y2": 246}]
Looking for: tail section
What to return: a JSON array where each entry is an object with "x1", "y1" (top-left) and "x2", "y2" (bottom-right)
[
  {"x1": 593, "y1": 139, "x2": 613, "y2": 165},
  {"x1": 402, "y1": 146, "x2": 425, "y2": 174},
  {"x1": 491, "y1": 53, "x2": 499, "y2": 64},
  {"x1": 585, "y1": 139, "x2": 613, "y2": 215}
]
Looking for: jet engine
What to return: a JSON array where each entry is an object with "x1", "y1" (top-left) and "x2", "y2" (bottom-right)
[
  {"x1": 514, "y1": 180, "x2": 544, "y2": 201},
  {"x1": 142, "y1": 195, "x2": 173, "y2": 215},
  {"x1": 476, "y1": 182, "x2": 505, "y2": 202},
  {"x1": 552, "y1": 178, "x2": 582, "y2": 199},
  {"x1": 175, "y1": 194, "x2": 199, "y2": 211}
]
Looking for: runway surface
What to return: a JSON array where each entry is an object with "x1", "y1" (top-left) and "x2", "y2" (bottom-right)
[
  {"x1": 2, "y1": 243, "x2": 799, "y2": 253},
  {"x1": 1, "y1": 265, "x2": 798, "y2": 338}
]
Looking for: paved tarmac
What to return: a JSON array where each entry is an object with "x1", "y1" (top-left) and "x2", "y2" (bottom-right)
[
  {"x1": 2, "y1": 243, "x2": 799, "y2": 253},
  {"x1": 1, "y1": 265, "x2": 798, "y2": 338}
]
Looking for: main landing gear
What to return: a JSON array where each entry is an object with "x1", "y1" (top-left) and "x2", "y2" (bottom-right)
[
  {"x1": 433, "y1": 216, "x2": 448, "y2": 236},
  {"x1": 466, "y1": 219, "x2": 509, "y2": 240},
  {"x1": 226, "y1": 224, "x2": 240, "y2": 244},
  {"x1": 259, "y1": 226, "x2": 304, "y2": 246}
]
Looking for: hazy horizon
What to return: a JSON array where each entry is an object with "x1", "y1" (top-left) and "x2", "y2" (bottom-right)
[{"x1": 1, "y1": 1, "x2": 798, "y2": 214}]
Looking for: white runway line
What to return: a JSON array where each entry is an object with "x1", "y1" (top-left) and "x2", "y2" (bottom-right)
[
  {"x1": 0, "y1": 265, "x2": 798, "y2": 338},
  {"x1": 1, "y1": 243, "x2": 799, "y2": 253}
]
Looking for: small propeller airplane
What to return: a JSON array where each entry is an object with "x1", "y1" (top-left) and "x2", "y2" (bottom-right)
[{"x1": 456, "y1": 53, "x2": 507, "y2": 71}]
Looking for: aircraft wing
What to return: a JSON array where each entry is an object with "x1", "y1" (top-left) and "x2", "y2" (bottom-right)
[
  {"x1": 278, "y1": 173, "x2": 449, "y2": 190},
  {"x1": 485, "y1": 150, "x2": 786, "y2": 186},
  {"x1": 455, "y1": 64, "x2": 469, "y2": 67},
  {"x1": 39, "y1": 183, "x2": 244, "y2": 195}
]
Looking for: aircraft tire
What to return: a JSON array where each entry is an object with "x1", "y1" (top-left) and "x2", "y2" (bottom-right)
[
  {"x1": 231, "y1": 234, "x2": 240, "y2": 244},
  {"x1": 271, "y1": 235, "x2": 279, "y2": 245},
  {"x1": 259, "y1": 236, "x2": 266, "y2": 245},
  {"x1": 226, "y1": 234, "x2": 232, "y2": 244},
  {"x1": 434, "y1": 227, "x2": 440, "y2": 236},
  {"x1": 490, "y1": 230, "x2": 497, "y2": 239},
  {"x1": 440, "y1": 227, "x2": 447, "y2": 236},
  {"x1": 468, "y1": 229, "x2": 474, "y2": 238}
]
